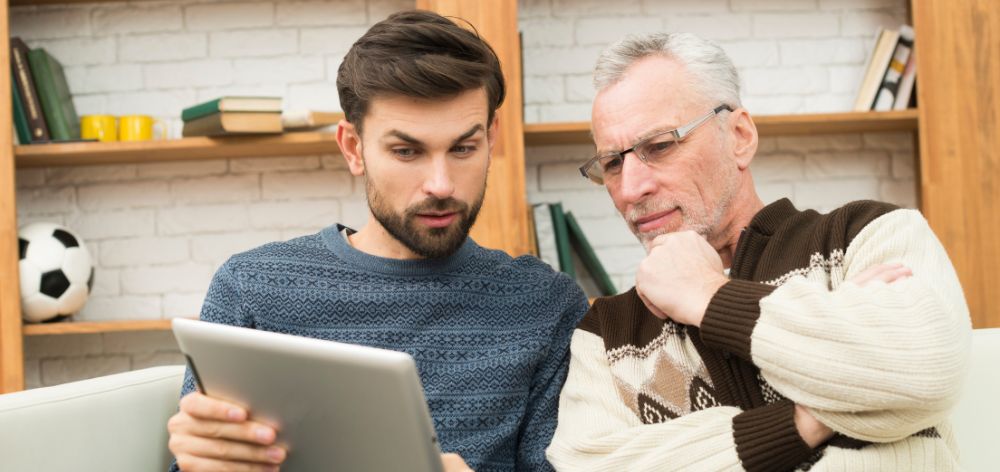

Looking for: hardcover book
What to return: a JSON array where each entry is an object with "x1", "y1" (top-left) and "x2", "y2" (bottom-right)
[
  {"x1": 182, "y1": 112, "x2": 284, "y2": 137},
  {"x1": 182, "y1": 96, "x2": 283, "y2": 122},
  {"x1": 26, "y1": 47, "x2": 80, "y2": 141},
  {"x1": 10, "y1": 37, "x2": 50, "y2": 141}
]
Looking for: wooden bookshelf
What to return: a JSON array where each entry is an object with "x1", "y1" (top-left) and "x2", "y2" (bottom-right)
[
  {"x1": 14, "y1": 131, "x2": 340, "y2": 168},
  {"x1": 524, "y1": 109, "x2": 919, "y2": 146},
  {"x1": 22, "y1": 318, "x2": 180, "y2": 336}
]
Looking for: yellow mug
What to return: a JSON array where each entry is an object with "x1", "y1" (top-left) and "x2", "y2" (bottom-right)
[
  {"x1": 119, "y1": 115, "x2": 166, "y2": 141},
  {"x1": 80, "y1": 115, "x2": 118, "y2": 142}
]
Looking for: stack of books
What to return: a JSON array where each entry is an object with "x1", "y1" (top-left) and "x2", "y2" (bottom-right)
[
  {"x1": 181, "y1": 96, "x2": 284, "y2": 137},
  {"x1": 9, "y1": 37, "x2": 81, "y2": 144},
  {"x1": 854, "y1": 25, "x2": 917, "y2": 112},
  {"x1": 531, "y1": 202, "x2": 617, "y2": 297}
]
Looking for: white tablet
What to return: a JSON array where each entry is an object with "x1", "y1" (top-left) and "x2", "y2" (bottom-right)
[{"x1": 171, "y1": 318, "x2": 444, "y2": 472}]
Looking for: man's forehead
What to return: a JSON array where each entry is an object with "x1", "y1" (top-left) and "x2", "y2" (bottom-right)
[
  {"x1": 364, "y1": 90, "x2": 490, "y2": 139},
  {"x1": 592, "y1": 58, "x2": 697, "y2": 151}
]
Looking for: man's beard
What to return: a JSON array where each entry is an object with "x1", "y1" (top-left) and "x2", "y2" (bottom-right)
[{"x1": 366, "y1": 176, "x2": 486, "y2": 259}]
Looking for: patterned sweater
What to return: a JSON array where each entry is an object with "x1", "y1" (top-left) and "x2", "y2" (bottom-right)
[
  {"x1": 171, "y1": 224, "x2": 588, "y2": 472},
  {"x1": 547, "y1": 199, "x2": 971, "y2": 471}
]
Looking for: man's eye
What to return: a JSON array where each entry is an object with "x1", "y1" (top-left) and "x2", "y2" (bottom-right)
[
  {"x1": 393, "y1": 148, "x2": 420, "y2": 159},
  {"x1": 601, "y1": 156, "x2": 623, "y2": 173},
  {"x1": 452, "y1": 145, "x2": 477, "y2": 155},
  {"x1": 643, "y1": 139, "x2": 676, "y2": 159}
]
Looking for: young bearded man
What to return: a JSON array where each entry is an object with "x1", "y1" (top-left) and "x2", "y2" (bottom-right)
[
  {"x1": 546, "y1": 32, "x2": 971, "y2": 471},
  {"x1": 166, "y1": 11, "x2": 587, "y2": 472}
]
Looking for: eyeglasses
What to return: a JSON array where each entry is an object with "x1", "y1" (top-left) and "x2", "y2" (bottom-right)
[{"x1": 578, "y1": 104, "x2": 733, "y2": 185}]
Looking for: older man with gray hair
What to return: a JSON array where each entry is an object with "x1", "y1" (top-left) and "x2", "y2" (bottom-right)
[{"x1": 546, "y1": 32, "x2": 970, "y2": 471}]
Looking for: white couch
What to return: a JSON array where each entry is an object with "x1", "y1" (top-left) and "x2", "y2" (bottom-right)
[
  {"x1": 0, "y1": 329, "x2": 996, "y2": 471},
  {"x1": 0, "y1": 364, "x2": 184, "y2": 471}
]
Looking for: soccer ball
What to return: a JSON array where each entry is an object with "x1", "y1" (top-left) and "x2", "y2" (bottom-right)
[{"x1": 18, "y1": 223, "x2": 94, "y2": 323}]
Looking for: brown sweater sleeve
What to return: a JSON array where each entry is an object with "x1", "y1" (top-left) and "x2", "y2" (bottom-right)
[{"x1": 700, "y1": 279, "x2": 777, "y2": 361}]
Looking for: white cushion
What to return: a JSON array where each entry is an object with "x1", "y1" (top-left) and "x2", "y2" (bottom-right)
[
  {"x1": 951, "y1": 328, "x2": 1000, "y2": 470},
  {"x1": 0, "y1": 365, "x2": 184, "y2": 471}
]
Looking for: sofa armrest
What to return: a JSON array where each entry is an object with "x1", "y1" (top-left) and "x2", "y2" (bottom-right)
[{"x1": 0, "y1": 365, "x2": 185, "y2": 471}]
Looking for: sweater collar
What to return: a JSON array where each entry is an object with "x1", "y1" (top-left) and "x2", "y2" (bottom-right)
[
  {"x1": 321, "y1": 223, "x2": 477, "y2": 276},
  {"x1": 746, "y1": 198, "x2": 801, "y2": 236}
]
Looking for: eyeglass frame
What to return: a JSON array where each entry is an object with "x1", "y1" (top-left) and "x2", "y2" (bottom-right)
[{"x1": 578, "y1": 103, "x2": 734, "y2": 184}]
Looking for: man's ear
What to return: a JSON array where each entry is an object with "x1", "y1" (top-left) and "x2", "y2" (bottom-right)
[
  {"x1": 336, "y1": 119, "x2": 365, "y2": 176},
  {"x1": 487, "y1": 115, "x2": 500, "y2": 153},
  {"x1": 729, "y1": 108, "x2": 758, "y2": 170}
]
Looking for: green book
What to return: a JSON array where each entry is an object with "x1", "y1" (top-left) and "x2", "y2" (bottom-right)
[
  {"x1": 26, "y1": 48, "x2": 80, "y2": 141},
  {"x1": 548, "y1": 202, "x2": 575, "y2": 278},
  {"x1": 532, "y1": 203, "x2": 561, "y2": 271},
  {"x1": 181, "y1": 96, "x2": 282, "y2": 122},
  {"x1": 11, "y1": 71, "x2": 33, "y2": 145},
  {"x1": 565, "y1": 211, "x2": 617, "y2": 296}
]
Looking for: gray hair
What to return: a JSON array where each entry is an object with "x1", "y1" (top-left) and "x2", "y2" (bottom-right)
[{"x1": 593, "y1": 32, "x2": 742, "y2": 108}]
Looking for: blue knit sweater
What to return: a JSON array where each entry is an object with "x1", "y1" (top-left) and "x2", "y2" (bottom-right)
[{"x1": 171, "y1": 225, "x2": 588, "y2": 472}]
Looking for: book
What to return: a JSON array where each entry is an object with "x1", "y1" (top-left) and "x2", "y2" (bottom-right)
[
  {"x1": 281, "y1": 110, "x2": 343, "y2": 130},
  {"x1": 10, "y1": 37, "x2": 50, "y2": 142},
  {"x1": 873, "y1": 25, "x2": 915, "y2": 111},
  {"x1": 182, "y1": 112, "x2": 284, "y2": 137},
  {"x1": 893, "y1": 48, "x2": 917, "y2": 110},
  {"x1": 11, "y1": 71, "x2": 33, "y2": 145},
  {"x1": 182, "y1": 96, "x2": 282, "y2": 122},
  {"x1": 26, "y1": 47, "x2": 80, "y2": 141},
  {"x1": 525, "y1": 203, "x2": 539, "y2": 258},
  {"x1": 564, "y1": 211, "x2": 616, "y2": 296},
  {"x1": 548, "y1": 202, "x2": 575, "y2": 278},
  {"x1": 532, "y1": 203, "x2": 561, "y2": 271},
  {"x1": 853, "y1": 28, "x2": 901, "y2": 112}
]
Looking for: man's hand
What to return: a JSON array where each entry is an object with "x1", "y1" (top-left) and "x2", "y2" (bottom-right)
[
  {"x1": 441, "y1": 453, "x2": 474, "y2": 472},
  {"x1": 168, "y1": 392, "x2": 287, "y2": 472},
  {"x1": 848, "y1": 262, "x2": 912, "y2": 287},
  {"x1": 635, "y1": 231, "x2": 728, "y2": 326},
  {"x1": 794, "y1": 404, "x2": 834, "y2": 448}
]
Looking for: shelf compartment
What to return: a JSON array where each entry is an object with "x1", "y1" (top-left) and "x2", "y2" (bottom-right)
[
  {"x1": 14, "y1": 132, "x2": 340, "y2": 168},
  {"x1": 523, "y1": 109, "x2": 919, "y2": 146},
  {"x1": 22, "y1": 318, "x2": 181, "y2": 336}
]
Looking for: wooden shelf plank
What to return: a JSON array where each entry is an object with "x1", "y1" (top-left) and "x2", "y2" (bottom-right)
[
  {"x1": 22, "y1": 318, "x2": 183, "y2": 336},
  {"x1": 523, "y1": 109, "x2": 919, "y2": 146},
  {"x1": 14, "y1": 132, "x2": 340, "y2": 168}
]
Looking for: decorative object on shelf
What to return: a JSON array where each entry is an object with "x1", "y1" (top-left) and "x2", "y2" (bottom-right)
[
  {"x1": 26, "y1": 47, "x2": 80, "y2": 141},
  {"x1": 181, "y1": 96, "x2": 284, "y2": 137},
  {"x1": 17, "y1": 223, "x2": 94, "y2": 323},
  {"x1": 80, "y1": 114, "x2": 118, "y2": 142},
  {"x1": 181, "y1": 96, "x2": 283, "y2": 122},
  {"x1": 855, "y1": 25, "x2": 918, "y2": 112},
  {"x1": 119, "y1": 114, "x2": 166, "y2": 141},
  {"x1": 9, "y1": 37, "x2": 50, "y2": 142}
]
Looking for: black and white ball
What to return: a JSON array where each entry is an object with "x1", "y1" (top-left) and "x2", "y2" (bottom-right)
[{"x1": 18, "y1": 223, "x2": 94, "y2": 323}]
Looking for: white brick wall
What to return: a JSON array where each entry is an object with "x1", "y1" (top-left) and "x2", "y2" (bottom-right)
[{"x1": 12, "y1": 0, "x2": 916, "y2": 388}]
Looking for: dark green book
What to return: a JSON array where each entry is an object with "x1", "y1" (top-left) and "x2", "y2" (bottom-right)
[
  {"x1": 181, "y1": 96, "x2": 282, "y2": 122},
  {"x1": 565, "y1": 211, "x2": 616, "y2": 296},
  {"x1": 26, "y1": 48, "x2": 80, "y2": 141},
  {"x1": 548, "y1": 202, "x2": 575, "y2": 278},
  {"x1": 11, "y1": 71, "x2": 33, "y2": 145}
]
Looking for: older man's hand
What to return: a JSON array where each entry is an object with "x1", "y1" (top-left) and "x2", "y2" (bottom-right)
[{"x1": 635, "y1": 230, "x2": 728, "y2": 326}]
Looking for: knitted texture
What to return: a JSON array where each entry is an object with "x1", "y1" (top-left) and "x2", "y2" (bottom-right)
[
  {"x1": 170, "y1": 225, "x2": 588, "y2": 472},
  {"x1": 548, "y1": 199, "x2": 970, "y2": 471}
]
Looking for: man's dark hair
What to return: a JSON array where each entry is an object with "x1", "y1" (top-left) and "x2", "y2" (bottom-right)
[{"x1": 336, "y1": 10, "x2": 506, "y2": 134}]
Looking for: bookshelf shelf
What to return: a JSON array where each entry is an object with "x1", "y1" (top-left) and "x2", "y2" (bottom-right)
[
  {"x1": 14, "y1": 131, "x2": 340, "y2": 168},
  {"x1": 523, "y1": 109, "x2": 920, "y2": 146},
  {"x1": 22, "y1": 318, "x2": 183, "y2": 336}
]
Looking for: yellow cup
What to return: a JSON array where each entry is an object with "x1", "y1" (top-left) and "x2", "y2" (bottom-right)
[
  {"x1": 118, "y1": 115, "x2": 166, "y2": 141},
  {"x1": 80, "y1": 115, "x2": 118, "y2": 142}
]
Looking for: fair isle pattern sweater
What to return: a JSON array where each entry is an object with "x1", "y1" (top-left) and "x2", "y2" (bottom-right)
[
  {"x1": 547, "y1": 199, "x2": 972, "y2": 471},
  {"x1": 170, "y1": 224, "x2": 589, "y2": 472}
]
